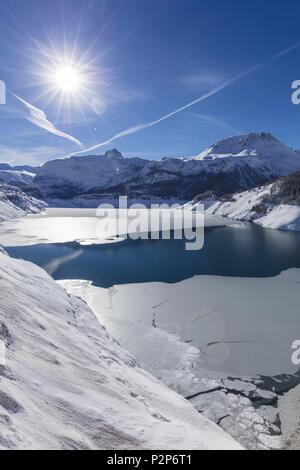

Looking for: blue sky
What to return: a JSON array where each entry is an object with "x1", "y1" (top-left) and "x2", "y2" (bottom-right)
[{"x1": 1, "y1": 0, "x2": 300, "y2": 165}]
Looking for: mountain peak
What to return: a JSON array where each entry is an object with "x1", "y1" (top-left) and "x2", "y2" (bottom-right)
[
  {"x1": 195, "y1": 133, "x2": 283, "y2": 161},
  {"x1": 212, "y1": 132, "x2": 281, "y2": 151},
  {"x1": 238, "y1": 132, "x2": 280, "y2": 145},
  {"x1": 104, "y1": 149, "x2": 124, "y2": 159}
]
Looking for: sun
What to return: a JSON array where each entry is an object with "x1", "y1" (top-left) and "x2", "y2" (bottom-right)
[{"x1": 53, "y1": 64, "x2": 83, "y2": 93}]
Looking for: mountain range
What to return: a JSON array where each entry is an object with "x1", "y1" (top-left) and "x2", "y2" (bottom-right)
[
  {"x1": 21, "y1": 133, "x2": 300, "y2": 202},
  {"x1": 1, "y1": 132, "x2": 300, "y2": 230}
]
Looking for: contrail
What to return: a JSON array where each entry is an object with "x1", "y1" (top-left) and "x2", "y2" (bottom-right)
[
  {"x1": 11, "y1": 92, "x2": 83, "y2": 148},
  {"x1": 66, "y1": 41, "x2": 300, "y2": 157}
]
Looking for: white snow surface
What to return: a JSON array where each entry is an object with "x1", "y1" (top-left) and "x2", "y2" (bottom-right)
[
  {"x1": 257, "y1": 205, "x2": 300, "y2": 231},
  {"x1": 61, "y1": 270, "x2": 300, "y2": 449},
  {"x1": 0, "y1": 252, "x2": 242, "y2": 450},
  {"x1": 196, "y1": 133, "x2": 300, "y2": 175},
  {"x1": 0, "y1": 207, "x2": 232, "y2": 247},
  {"x1": 32, "y1": 134, "x2": 300, "y2": 199},
  {"x1": 0, "y1": 169, "x2": 35, "y2": 187},
  {"x1": 279, "y1": 385, "x2": 300, "y2": 450},
  {"x1": 0, "y1": 185, "x2": 46, "y2": 222},
  {"x1": 206, "y1": 184, "x2": 300, "y2": 231}
]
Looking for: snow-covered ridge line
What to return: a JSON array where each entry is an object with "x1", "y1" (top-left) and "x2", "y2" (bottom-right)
[
  {"x1": 205, "y1": 171, "x2": 300, "y2": 231},
  {"x1": 25, "y1": 133, "x2": 300, "y2": 202},
  {"x1": 0, "y1": 169, "x2": 35, "y2": 187},
  {"x1": 0, "y1": 251, "x2": 242, "y2": 450},
  {"x1": 0, "y1": 183, "x2": 46, "y2": 222}
]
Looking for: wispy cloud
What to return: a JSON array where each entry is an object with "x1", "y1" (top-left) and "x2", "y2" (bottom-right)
[
  {"x1": 66, "y1": 41, "x2": 300, "y2": 158},
  {"x1": 0, "y1": 144, "x2": 66, "y2": 165},
  {"x1": 11, "y1": 93, "x2": 83, "y2": 148},
  {"x1": 177, "y1": 70, "x2": 225, "y2": 91}
]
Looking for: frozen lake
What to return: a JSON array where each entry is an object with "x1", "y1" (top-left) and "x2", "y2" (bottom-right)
[
  {"x1": 5, "y1": 219, "x2": 300, "y2": 286},
  {"x1": 3, "y1": 209, "x2": 300, "y2": 378}
]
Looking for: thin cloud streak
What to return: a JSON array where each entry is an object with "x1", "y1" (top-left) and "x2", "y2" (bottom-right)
[
  {"x1": 0, "y1": 144, "x2": 69, "y2": 165},
  {"x1": 11, "y1": 92, "x2": 83, "y2": 148},
  {"x1": 67, "y1": 41, "x2": 300, "y2": 158}
]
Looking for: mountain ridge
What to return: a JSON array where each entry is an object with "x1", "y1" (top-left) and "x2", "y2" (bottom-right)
[{"x1": 25, "y1": 132, "x2": 300, "y2": 202}]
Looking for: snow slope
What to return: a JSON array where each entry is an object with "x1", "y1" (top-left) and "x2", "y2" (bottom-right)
[
  {"x1": 0, "y1": 251, "x2": 242, "y2": 450},
  {"x1": 32, "y1": 149, "x2": 147, "y2": 198},
  {"x1": 206, "y1": 171, "x2": 300, "y2": 231},
  {"x1": 279, "y1": 385, "x2": 300, "y2": 450},
  {"x1": 30, "y1": 133, "x2": 300, "y2": 201},
  {"x1": 0, "y1": 184, "x2": 46, "y2": 222},
  {"x1": 0, "y1": 169, "x2": 35, "y2": 187},
  {"x1": 196, "y1": 133, "x2": 300, "y2": 175}
]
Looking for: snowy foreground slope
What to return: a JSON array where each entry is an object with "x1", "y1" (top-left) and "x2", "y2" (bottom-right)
[
  {"x1": 0, "y1": 252, "x2": 242, "y2": 450},
  {"x1": 206, "y1": 171, "x2": 300, "y2": 231},
  {"x1": 280, "y1": 385, "x2": 300, "y2": 450},
  {"x1": 0, "y1": 184, "x2": 46, "y2": 222}
]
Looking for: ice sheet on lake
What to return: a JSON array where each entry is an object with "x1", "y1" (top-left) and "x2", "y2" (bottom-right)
[
  {"x1": 61, "y1": 270, "x2": 300, "y2": 378},
  {"x1": 0, "y1": 208, "x2": 232, "y2": 247},
  {"x1": 61, "y1": 270, "x2": 300, "y2": 449}
]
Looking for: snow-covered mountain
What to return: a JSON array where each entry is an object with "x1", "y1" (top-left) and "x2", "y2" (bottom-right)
[
  {"x1": 0, "y1": 163, "x2": 39, "y2": 174},
  {"x1": 206, "y1": 171, "x2": 300, "y2": 231},
  {"x1": 0, "y1": 162, "x2": 39, "y2": 188},
  {"x1": 29, "y1": 133, "x2": 300, "y2": 202},
  {"x1": 0, "y1": 183, "x2": 46, "y2": 222},
  {"x1": 0, "y1": 169, "x2": 35, "y2": 187},
  {"x1": 31, "y1": 149, "x2": 147, "y2": 199},
  {"x1": 0, "y1": 250, "x2": 242, "y2": 450},
  {"x1": 196, "y1": 133, "x2": 300, "y2": 174}
]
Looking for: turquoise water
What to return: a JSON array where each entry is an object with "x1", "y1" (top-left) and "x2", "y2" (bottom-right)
[{"x1": 7, "y1": 223, "x2": 300, "y2": 288}]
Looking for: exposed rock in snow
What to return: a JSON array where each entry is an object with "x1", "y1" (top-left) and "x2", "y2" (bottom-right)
[
  {"x1": 206, "y1": 171, "x2": 300, "y2": 231},
  {"x1": 0, "y1": 184, "x2": 46, "y2": 222},
  {"x1": 28, "y1": 133, "x2": 300, "y2": 202},
  {"x1": 0, "y1": 252, "x2": 242, "y2": 450}
]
